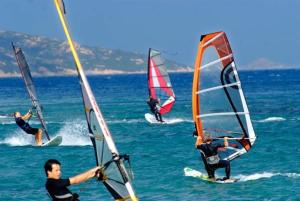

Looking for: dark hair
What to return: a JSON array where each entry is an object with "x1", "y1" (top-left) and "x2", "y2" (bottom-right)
[{"x1": 44, "y1": 159, "x2": 61, "y2": 176}]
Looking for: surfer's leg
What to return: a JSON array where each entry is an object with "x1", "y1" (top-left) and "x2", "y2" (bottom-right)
[
  {"x1": 154, "y1": 111, "x2": 159, "y2": 121},
  {"x1": 218, "y1": 160, "x2": 230, "y2": 179},
  {"x1": 209, "y1": 167, "x2": 215, "y2": 179},
  {"x1": 158, "y1": 113, "x2": 163, "y2": 122},
  {"x1": 35, "y1": 129, "x2": 43, "y2": 145},
  {"x1": 225, "y1": 161, "x2": 230, "y2": 179}
]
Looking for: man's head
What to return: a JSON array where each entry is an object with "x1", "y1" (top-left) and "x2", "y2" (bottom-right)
[
  {"x1": 14, "y1": 112, "x2": 21, "y2": 118},
  {"x1": 44, "y1": 159, "x2": 61, "y2": 179},
  {"x1": 203, "y1": 132, "x2": 213, "y2": 143}
]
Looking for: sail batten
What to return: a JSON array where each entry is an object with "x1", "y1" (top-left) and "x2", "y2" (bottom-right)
[
  {"x1": 199, "y1": 54, "x2": 233, "y2": 70},
  {"x1": 192, "y1": 31, "x2": 256, "y2": 161},
  {"x1": 53, "y1": 1, "x2": 138, "y2": 200},
  {"x1": 12, "y1": 43, "x2": 50, "y2": 141},
  {"x1": 147, "y1": 48, "x2": 175, "y2": 115},
  {"x1": 197, "y1": 82, "x2": 241, "y2": 94},
  {"x1": 197, "y1": 112, "x2": 249, "y2": 118}
]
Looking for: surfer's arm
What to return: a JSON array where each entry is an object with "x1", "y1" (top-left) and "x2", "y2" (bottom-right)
[
  {"x1": 195, "y1": 136, "x2": 203, "y2": 148},
  {"x1": 224, "y1": 137, "x2": 229, "y2": 147},
  {"x1": 69, "y1": 166, "x2": 100, "y2": 185},
  {"x1": 22, "y1": 110, "x2": 32, "y2": 121}
]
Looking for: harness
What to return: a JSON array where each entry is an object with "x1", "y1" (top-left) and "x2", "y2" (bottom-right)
[
  {"x1": 206, "y1": 155, "x2": 220, "y2": 165},
  {"x1": 200, "y1": 149, "x2": 220, "y2": 165},
  {"x1": 48, "y1": 192, "x2": 79, "y2": 201}
]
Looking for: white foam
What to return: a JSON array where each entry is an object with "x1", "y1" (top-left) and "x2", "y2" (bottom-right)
[
  {"x1": 56, "y1": 119, "x2": 91, "y2": 146},
  {"x1": 163, "y1": 118, "x2": 193, "y2": 124},
  {"x1": 237, "y1": 172, "x2": 300, "y2": 182},
  {"x1": 256, "y1": 117, "x2": 286, "y2": 123},
  {"x1": 0, "y1": 115, "x2": 11, "y2": 118},
  {"x1": 107, "y1": 119, "x2": 144, "y2": 124},
  {"x1": 0, "y1": 130, "x2": 33, "y2": 146},
  {"x1": 0, "y1": 119, "x2": 92, "y2": 146}
]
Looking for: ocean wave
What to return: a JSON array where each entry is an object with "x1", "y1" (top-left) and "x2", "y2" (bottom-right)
[
  {"x1": 57, "y1": 119, "x2": 91, "y2": 146},
  {"x1": 0, "y1": 131, "x2": 33, "y2": 146},
  {"x1": 109, "y1": 117, "x2": 193, "y2": 125},
  {"x1": 163, "y1": 118, "x2": 193, "y2": 124},
  {"x1": 237, "y1": 172, "x2": 300, "y2": 182},
  {"x1": 0, "y1": 118, "x2": 44, "y2": 125},
  {"x1": 0, "y1": 119, "x2": 91, "y2": 146},
  {"x1": 256, "y1": 117, "x2": 286, "y2": 123},
  {"x1": 107, "y1": 119, "x2": 145, "y2": 124}
]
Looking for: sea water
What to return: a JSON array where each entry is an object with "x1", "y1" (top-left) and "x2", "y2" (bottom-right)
[{"x1": 0, "y1": 69, "x2": 299, "y2": 200}]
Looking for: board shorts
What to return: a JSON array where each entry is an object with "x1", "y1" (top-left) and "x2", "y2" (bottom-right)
[{"x1": 23, "y1": 127, "x2": 39, "y2": 135}]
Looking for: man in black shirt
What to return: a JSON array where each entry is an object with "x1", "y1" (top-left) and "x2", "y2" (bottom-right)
[
  {"x1": 44, "y1": 159, "x2": 100, "y2": 201},
  {"x1": 14, "y1": 110, "x2": 43, "y2": 145},
  {"x1": 195, "y1": 133, "x2": 231, "y2": 181},
  {"x1": 147, "y1": 96, "x2": 163, "y2": 122}
]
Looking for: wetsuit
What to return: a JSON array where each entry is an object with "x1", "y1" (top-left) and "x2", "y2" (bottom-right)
[
  {"x1": 197, "y1": 142, "x2": 230, "y2": 179},
  {"x1": 15, "y1": 117, "x2": 38, "y2": 135},
  {"x1": 147, "y1": 98, "x2": 163, "y2": 122},
  {"x1": 46, "y1": 178, "x2": 79, "y2": 201}
]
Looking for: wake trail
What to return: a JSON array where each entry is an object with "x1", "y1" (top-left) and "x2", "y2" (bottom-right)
[
  {"x1": 255, "y1": 117, "x2": 286, "y2": 123},
  {"x1": 236, "y1": 172, "x2": 300, "y2": 182}
]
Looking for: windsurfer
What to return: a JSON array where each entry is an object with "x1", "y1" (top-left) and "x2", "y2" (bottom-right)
[
  {"x1": 147, "y1": 96, "x2": 163, "y2": 122},
  {"x1": 195, "y1": 132, "x2": 231, "y2": 181},
  {"x1": 45, "y1": 159, "x2": 100, "y2": 201},
  {"x1": 14, "y1": 110, "x2": 43, "y2": 145}
]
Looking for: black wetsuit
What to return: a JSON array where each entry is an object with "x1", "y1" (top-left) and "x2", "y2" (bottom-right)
[
  {"x1": 15, "y1": 117, "x2": 38, "y2": 135},
  {"x1": 197, "y1": 142, "x2": 230, "y2": 179},
  {"x1": 46, "y1": 178, "x2": 79, "y2": 201},
  {"x1": 147, "y1": 98, "x2": 163, "y2": 122}
]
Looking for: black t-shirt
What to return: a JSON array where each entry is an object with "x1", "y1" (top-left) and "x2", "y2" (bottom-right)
[
  {"x1": 15, "y1": 117, "x2": 30, "y2": 130},
  {"x1": 46, "y1": 178, "x2": 76, "y2": 201},
  {"x1": 197, "y1": 143, "x2": 224, "y2": 157}
]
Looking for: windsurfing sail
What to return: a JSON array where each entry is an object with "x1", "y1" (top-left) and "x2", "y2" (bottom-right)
[
  {"x1": 147, "y1": 48, "x2": 175, "y2": 115},
  {"x1": 53, "y1": 1, "x2": 138, "y2": 200},
  {"x1": 12, "y1": 43, "x2": 50, "y2": 141},
  {"x1": 192, "y1": 31, "x2": 256, "y2": 161}
]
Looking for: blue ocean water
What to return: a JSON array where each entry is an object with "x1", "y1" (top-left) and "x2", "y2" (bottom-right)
[{"x1": 0, "y1": 70, "x2": 299, "y2": 200}]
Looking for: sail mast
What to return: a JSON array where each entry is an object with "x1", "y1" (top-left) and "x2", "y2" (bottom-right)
[
  {"x1": 53, "y1": 1, "x2": 138, "y2": 200},
  {"x1": 12, "y1": 43, "x2": 51, "y2": 141}
]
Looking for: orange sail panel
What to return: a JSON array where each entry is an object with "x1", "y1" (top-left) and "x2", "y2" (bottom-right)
[
  {"x1": 192, "y1": 32, "x2": 256, "y2": 161},
  {"x1": 148, "y1": 49, "x2": 175, "y2": 115}
]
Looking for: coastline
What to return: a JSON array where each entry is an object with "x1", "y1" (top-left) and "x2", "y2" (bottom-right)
[{"x1": 0, "y1": 66, "x2": 299, "y2": 78}]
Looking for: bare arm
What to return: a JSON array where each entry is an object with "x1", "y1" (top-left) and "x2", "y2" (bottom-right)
[
  {"x1": 195, "y1": 136, "x2": 202, "y2": 148},
  {"x1": 22, "y1": 111, "x2": 32, "y2": 121},
  {"x1": 224, "y1": 137, "x2": 229, "y2": 147},
  {"x1": 69, "y1": 166, "x2": 100, "y2": 185}
]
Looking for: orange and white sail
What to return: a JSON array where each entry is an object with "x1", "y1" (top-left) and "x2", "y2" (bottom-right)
[{"x1": 192, "y1": 32, "x2": 256, "y2": 161}]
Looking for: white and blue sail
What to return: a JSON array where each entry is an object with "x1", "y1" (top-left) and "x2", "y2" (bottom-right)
[
  {"x1": 53, "y1": 0, "x2": 138, "y2": 200},
  {"x1": 12, "y1": 43, "x2": 51, "y2": 141}
]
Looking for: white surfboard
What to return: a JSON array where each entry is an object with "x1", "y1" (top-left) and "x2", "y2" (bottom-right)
[
  {"x1": 184, "y1": 167, "x2": 238, "y2": 183},
  {"x1": 144, "y1": 113, "x2": 164, "y2": 124},
  {"x1": 41, "y1": 135, "x2": 62, "y2": 147}
]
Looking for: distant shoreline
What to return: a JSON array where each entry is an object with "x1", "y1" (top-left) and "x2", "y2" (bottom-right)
[{"x1": 0, "y1": 67, "x2": 299, "y2": 78}]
